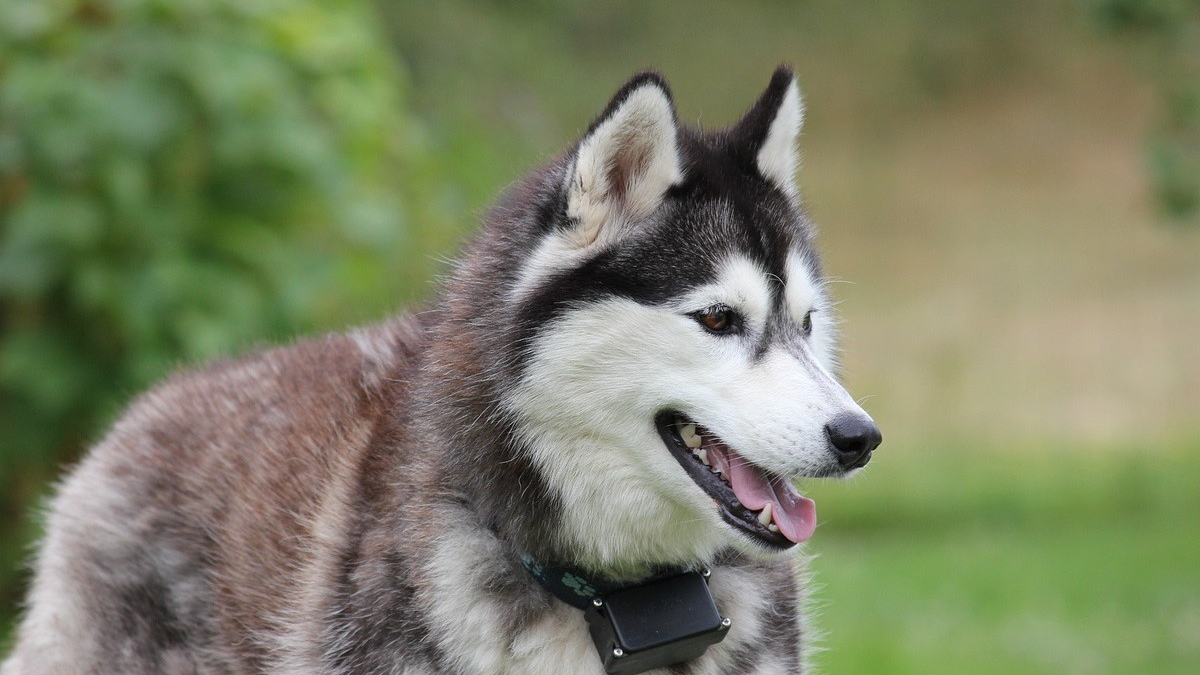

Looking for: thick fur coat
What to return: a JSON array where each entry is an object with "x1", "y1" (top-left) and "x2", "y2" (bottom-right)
[{"x1": 3, "y1": 67, "x2": 880, "y2": 675}]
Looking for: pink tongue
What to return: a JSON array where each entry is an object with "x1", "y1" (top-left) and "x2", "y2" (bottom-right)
[{"x1": 721, "y1": 448, "x2": 816, "y2": 543}]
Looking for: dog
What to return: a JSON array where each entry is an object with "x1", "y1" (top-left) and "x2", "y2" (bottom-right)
[{"x1": 2, "y1": 66, "x2": 880, "y2": 675}]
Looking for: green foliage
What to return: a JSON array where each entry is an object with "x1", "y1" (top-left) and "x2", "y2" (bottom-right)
[
  {"x1": 0, "y1": 0, "x2": 426, "y2": 621},
  {"x1": 0, "y1": 0, "x2": 418, "y2": 465},
  {"x1": 1087, "y1": 0, "x2": 1199, "y2": 32},
  {"x1": 1084, "y1": 0, "x2": 1200, "y2": 223}
]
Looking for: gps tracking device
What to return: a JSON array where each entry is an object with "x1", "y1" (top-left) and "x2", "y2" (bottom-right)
[
  {"x1": 519, "y1": 554, "x2": 731, "y2": 674},
  {"x1": 583, "y1": 570, "x2": 730, "y2": 675}
]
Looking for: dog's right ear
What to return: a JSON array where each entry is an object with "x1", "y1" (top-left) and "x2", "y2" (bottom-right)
[{"x1": 564, "y1": 73, "x2": 682, "y2": 248}]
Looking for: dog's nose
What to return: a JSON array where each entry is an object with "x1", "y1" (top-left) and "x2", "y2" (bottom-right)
[{"x1": 825, "y1": 414, "x2": 882, "y2": 469}]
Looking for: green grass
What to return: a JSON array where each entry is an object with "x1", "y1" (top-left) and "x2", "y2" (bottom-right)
[{"x1": 805, "y1": 446, "x2": 1200, "y2": 675}]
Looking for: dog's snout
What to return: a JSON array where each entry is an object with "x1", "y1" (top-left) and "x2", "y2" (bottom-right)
[{"x1": 825, "y1": 414, "x2": 882, "y2": 469}]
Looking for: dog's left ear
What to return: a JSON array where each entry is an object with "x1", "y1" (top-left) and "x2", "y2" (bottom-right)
[
  {"x1": 735, "y1": 65, "x2": 805, "y2": 200},
  {"x1": 565, "y1": 72, "x2": 683, "y2": 248}
]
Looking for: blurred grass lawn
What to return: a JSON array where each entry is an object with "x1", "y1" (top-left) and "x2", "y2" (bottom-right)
[{"x1": 805, "y1": 445, "x2": 1200, "y2": 675}]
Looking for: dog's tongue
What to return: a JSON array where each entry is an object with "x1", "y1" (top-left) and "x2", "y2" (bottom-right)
[{"x1": 723, "y1": 448, "x2": 817, "y2": 543}]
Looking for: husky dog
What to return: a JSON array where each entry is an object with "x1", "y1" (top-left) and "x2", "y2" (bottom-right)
[{"x1": 2, "y1": 67, "x2": 880, "y2": 675}]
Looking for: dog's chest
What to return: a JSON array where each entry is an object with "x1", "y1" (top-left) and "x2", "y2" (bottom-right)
[
  {"x1": 505, "y1": 582, "x2": 793, "y2": 675},
  {"x1": 421, "y1": 532, "x2": 801, "y2": 675}
]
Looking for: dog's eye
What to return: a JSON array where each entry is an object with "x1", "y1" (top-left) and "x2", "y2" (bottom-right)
[
  {"x1": 801, "y1": 310, "x2": 814, "y2": 335},
  {"x1": 692, "y1": 305, "x2": 741, "y2": 335}
]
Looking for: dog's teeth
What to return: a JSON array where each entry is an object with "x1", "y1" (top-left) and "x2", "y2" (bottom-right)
[
  {"x1": 758, "y1": 503, "x2": 773, "y2": 527},
  {"x1": 680, "y1": 423, "x2": 702, "y2": 449},
  {"x1": 697, "y1": 448, "x2": 709, "y2": 466},
  {"x1": 768, "y1": 523, "x2": 779, "y2": 532}
]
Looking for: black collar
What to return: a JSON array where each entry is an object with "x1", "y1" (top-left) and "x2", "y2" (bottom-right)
[
  {"x1": 519, "y1": 553, "x2": 694, "y2": 610},
  {"x1": 519, "y1": 553, "x2": 731, "y2": 674}
]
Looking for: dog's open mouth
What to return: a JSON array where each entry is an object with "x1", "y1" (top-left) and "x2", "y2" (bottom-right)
[{"x1": 655, "y1": 411, "x2": 816, "y2": 549}]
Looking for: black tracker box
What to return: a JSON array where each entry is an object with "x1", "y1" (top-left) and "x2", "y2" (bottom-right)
[{"x1": 584, "y1": 570, "x2": 729, "y2": 675}]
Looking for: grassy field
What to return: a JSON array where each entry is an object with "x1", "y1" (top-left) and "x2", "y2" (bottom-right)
[{"x1": 805, "y1": 445, "x2": 1200, "y2": 675}]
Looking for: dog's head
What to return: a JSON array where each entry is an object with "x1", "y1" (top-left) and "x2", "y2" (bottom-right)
[{"x1": 492, "y1": 68, "x2": 880, "y2": 568}]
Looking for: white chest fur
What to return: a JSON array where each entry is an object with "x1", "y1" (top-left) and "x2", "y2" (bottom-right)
[{"x1": 421, "y1": 527, "x2": 805, "y2": 675}]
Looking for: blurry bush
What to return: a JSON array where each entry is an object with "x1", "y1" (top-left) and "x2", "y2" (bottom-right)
[
  {"x1": 0, "y1": 0, "x2": 426, "y2": 607},
  {"x1": 1085, "y1": 0, "x2": 1200, "y2": 223}
]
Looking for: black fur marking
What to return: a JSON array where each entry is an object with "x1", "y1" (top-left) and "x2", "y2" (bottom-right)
[
  {"x1": 534, "y1": 187, "x2": 570, "y2": 235},
  {"x1": 112, "y1": 576, "x2": 189, "y2": 651},
  {"x1": 507, "y1": 67, "x2": 813, "y2": 362},
  {"x1": 466, "y1": 428, "x2": 567, "y2": 559},
  {"x1": 726, "y1": 65, "x2": 797, "y2": 179},
  {"x1": 584, "y1": 70, "x2": 676, "y2": 138},
  {"x1": 324, "y1": 522, "x2": 444, "y2": 673},
  {"x1": 727, "y1": 644, "x2": 766, "y2": 673},
  {"x1": 513, "y1": 178, "x2": 802, "y2": 367},
  {"x1": 752, "y1": 316, "x2": 779, "y2": 362},
  {"x1": 324, "y1": 420, "x2": 445, "y2": 673},
  {"x1": 763, "y1": 590, "x2": 804, "y2": 673}
]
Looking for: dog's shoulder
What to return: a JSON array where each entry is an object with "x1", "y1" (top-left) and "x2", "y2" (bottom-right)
[{"x1": 22, "y1": 313, "x2": 435, "y2": 673}]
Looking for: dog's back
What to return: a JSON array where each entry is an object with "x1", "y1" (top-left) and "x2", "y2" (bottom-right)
[{"x1": 3, "y1": 317, "x2": 425, "y2": 675}]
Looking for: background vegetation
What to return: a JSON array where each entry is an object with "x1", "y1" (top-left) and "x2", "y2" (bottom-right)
[{"x1": 2, "y1": 1, "x2": 1197, "y2": 673}]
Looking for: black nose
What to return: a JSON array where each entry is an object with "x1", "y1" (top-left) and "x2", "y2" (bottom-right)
[{"x1": 825, "y1": 414, "x2": 882, "y2": 469}]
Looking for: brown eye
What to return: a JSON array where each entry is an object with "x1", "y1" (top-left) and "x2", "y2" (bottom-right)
[
  {"x1": 692, "y1": 305, "x2": 741, "y2": 335},
  {"x1": 801, "y1": 310, "x2": 814, "y2": 335},
  {"x1": 702, "y1": 310, "x2": 729, "y2": 332}
]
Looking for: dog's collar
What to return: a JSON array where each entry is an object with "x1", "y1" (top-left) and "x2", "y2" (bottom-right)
[
  {"x1": 518, "y1": 553, "x2": 691, "y2": 610},
  {"x1": 519, "y1": 554, "x2": 731, "y2": 675}
]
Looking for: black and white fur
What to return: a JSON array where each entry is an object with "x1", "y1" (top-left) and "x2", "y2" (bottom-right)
[{"x1": 2, "y1": 67, "x2": 880, "y2": 675}]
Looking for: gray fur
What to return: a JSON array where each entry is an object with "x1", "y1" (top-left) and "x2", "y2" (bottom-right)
[{"x1": 3, "y1": 68, "x2": 875, "y2": 675}]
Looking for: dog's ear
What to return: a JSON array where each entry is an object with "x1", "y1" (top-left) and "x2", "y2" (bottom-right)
[
  {"x1": 734, "y1": 65, "x2": 804, "y2": 200},
  {"x1": 564, "y1": 72, "x2": 682, "y2": 248}
]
